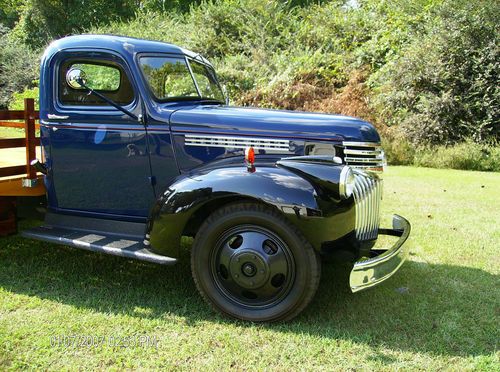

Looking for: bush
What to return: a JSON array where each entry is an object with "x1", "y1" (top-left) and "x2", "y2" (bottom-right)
[
  {"x1": 10, "y1": 0, "x2": 138, "y2": 49},
  {"x1": 0, "y1": 28, "x2": 39, "y2": 109},
  {"x1": 9, "y1": 85, "x2": 39, "y2": 110},
  {"x1": 382, "y1": 133, "x2": 415, "y2": 166},
  {"x1": 96, "y1": 0, "x2": 499, "y2": 149},
  {"x1": 371, "y1": 0, "x2": 500, "y2": 145},
  {"x1": 383, "y1": 137, "x2": 500, "y2": 172},
  {"x1": 413, "y1": 141, "x2": 500, "y2": 172}
]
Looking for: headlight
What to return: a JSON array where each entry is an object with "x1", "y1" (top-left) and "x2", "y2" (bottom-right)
[
  {"x1": 305, "y1": 143, "x2": 336, "y2": 156},
  {"x1": 339, "y1": 166, "x2": 355, "y2": 199}
]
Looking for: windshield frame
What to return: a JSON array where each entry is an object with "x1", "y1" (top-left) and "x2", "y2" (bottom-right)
[{"x1": 137, "y1": 52, "x2": 225, "y2": 104}]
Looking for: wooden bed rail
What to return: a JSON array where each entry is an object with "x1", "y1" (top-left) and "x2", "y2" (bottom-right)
[
  {"x1": 0, "y1": 98, "x2": 44, "y2": 234},
  {"x1": 0, "y1": 98, "x2": 40, "y2": 180}
]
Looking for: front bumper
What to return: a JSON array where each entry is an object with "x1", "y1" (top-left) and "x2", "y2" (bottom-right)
[{"x1": 350, "y1": 214, "x2": 411, "y2": 292}]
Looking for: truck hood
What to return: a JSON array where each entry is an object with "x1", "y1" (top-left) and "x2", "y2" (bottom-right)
[{"x1": 168, "y1": 105, "x2": 380, "y2": 143}]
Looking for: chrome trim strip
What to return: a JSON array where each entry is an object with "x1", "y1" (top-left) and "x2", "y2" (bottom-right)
[
  {"x1": 350, "y1": 214, "x2": 411, "y2": 292},
  {"x1": 344, "y1": 148, "x2": 383, "y2": 155},
  {"x1": 343, "y1": 141, "x2": 385, "y2": 172},
  {"x1": 353, "y1": 171, "x2": 381, "y2": 241},
  {"x1": 342, "y1": 141, "x2": 382, "y2": 147},
  {"x1": 347, "y1": 164, "x2": 385, "y2": 169},
  {"x1": 345, "y1": 156, "x2": 384, "y2": 163},
  {"x1": 338, "y1": 166, "x2": 351, "y2": 199},
  {"x1": 184, "y1": 134, "x2": 291, "y2": 151},
  {"x1": 47, "y1": 114, "x2": 69, "y2": 120}
]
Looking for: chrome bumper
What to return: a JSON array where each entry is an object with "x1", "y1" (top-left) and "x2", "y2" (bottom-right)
[{"x1": 350, "y1": 214, "x2": 411, "y2": 293}]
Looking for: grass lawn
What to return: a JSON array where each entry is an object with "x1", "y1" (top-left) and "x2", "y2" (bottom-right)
[
  {"x1": 0, "y1": 126, "x2": 28, "y2": 139},
  {"x1": 0, "y1": 166, "x2": 498, "y2": 370},
  {"x1": 0, "y1": 127, "x2": 42, "y2": 169}
]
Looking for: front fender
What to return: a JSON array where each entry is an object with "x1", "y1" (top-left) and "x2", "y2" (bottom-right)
[{"x1": 147, "y1": 161, "x2": 355, "y2": 257}]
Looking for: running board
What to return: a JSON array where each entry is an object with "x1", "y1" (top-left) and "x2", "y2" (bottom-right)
[{"x1": 22, "y1": 226, "x2": 176, "y2": 265}]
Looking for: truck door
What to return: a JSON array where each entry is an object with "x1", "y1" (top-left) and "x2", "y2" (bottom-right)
[{"x1": 44, "y1": 51, "x2": 155, "y2": 217}]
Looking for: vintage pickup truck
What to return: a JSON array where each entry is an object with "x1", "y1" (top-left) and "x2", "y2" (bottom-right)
[{"x1": 17, "y1": 35, "x2": 410, "y2": 322}]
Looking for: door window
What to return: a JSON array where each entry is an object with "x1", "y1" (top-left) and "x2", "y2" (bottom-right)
[{"x1": 59, "y1": 59, "x2": 134, "y2": 106}]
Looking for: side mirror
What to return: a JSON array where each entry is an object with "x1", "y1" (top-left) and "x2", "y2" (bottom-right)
[
  {"x1": 222, "y1": 84, "x2": 229, "y2": 106},
  {"x1": 66, "y1": 68, "x2": 87, "y2": 89}
]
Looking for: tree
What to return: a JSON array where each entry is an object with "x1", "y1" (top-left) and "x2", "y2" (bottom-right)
[
  {"x1": 0, "y1": 27, "x2": 38, "y2": 108},
  {"x1": 12, "y1": 0, "x2": 139, "y2": 48},
  {"x1": 0, "y1": 0, "x2": 24, "y2": 29}
]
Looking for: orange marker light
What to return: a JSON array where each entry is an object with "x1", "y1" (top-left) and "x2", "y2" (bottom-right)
[{"x1": 245, "y1": 147, "x2": 255, "y2": 164}]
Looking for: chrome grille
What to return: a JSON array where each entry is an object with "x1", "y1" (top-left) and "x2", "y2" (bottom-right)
[
  {"x1": 353, "y1": 171, "x2": 382, "y2": 241},
  {"x1": 343, "y1": 141, "x2": 385, "y2": 172}
]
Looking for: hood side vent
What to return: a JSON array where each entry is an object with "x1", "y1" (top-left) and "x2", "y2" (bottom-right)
[
  {"x1": 184, "y1": 134, "x2": 291, "y2": 152},
  {"x1": 342, "y1": 141, "x2": 386, "y2": 173}
]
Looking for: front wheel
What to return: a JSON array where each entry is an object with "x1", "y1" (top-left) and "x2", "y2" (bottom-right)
[{"x1": 191, "y1": 202, "x2": 321, "y2": 322}]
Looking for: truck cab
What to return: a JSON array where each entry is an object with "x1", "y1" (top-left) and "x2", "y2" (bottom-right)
[{"x1": 21, "y1": 35, "x2": 410, "y2": 322}]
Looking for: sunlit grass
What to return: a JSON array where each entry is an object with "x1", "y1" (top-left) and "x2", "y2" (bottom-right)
[
  {"x1": 0, "y1": 166, "x2": 498, "y2": 370},
  {"x1": 0, "y1": 126, "x2": 25, "y2": 139}
]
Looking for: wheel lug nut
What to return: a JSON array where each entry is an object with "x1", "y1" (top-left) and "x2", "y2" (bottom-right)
[
  {"x1": 260, "y1": 270, "x2": 265, "y2": 274},
  {"x1": 253, "y1": 255, "x2": 256, "y2": 260},
  {"x1": 235, "y1": 274, "x2": 239, "y2": 278}
]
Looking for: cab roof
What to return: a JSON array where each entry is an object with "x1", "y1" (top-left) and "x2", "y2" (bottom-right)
[{"x1": 43, "y1": 34, "x2": 211, "y2": 65}]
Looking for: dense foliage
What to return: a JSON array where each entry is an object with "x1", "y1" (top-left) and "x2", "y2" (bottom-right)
[
  {"x1": 0, "y1": 25, "x2": 38, "y2": 108},
  {"x1": 9, "y1": 0, "x2": 139, "y2": 48},
  {"x1": 90, "y1": 0, "x2": 499, "y2": 147},
  {"x1": 0, "y1": 0, "x2": 498, "y2": 166},
  {"x1": 372, "y1": 1, "x2": 499, "y2": 145}
]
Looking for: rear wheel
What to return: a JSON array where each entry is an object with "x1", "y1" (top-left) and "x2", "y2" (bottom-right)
[{"x1": 191, "y1": 202, "x2": 321, "y2": 322}]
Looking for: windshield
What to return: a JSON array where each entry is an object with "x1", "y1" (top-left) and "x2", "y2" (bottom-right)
[{"x1": 139, "y1": 56, "x2": 224, "y2": 102}]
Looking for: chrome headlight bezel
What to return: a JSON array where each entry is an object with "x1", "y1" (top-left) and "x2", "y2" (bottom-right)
[
  {"x1": 305, "y1": 143, "x2": 336, "y2": 157},
  {"x1": 339, "y1": 166, "x2": 355, "y2": 199}
]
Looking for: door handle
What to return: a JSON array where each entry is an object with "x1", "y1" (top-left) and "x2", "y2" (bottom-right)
[{"x1": 47, "y1": 114, "x2": 69, "y2": 120}]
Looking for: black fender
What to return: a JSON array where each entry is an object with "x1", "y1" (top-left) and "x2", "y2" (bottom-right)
[{"x1": 146, "y1": 159, "x2": 356, "y2": 257}]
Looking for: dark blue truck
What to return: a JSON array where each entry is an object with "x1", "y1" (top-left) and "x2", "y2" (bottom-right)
[{"x1": 22, "y1": 35, "x2": 410, "y2": 322}]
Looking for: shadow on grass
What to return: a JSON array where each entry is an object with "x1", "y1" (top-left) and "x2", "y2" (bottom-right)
[{"x1": 0, "y1": 225, "x2": 497, "y2": 359}]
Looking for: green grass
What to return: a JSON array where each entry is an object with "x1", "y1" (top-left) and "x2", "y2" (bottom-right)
[
  {"x1": 0, "y1": 166, "x2": 499, "y2": 370},
  {"x1": 0, "y1": 126, "x2": 26, "y2": 139}
]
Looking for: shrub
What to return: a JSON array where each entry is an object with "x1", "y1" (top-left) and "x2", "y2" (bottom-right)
[
  {"x1": 0, "y1": 28, "x2": 39, "y2": 109},
  {"x1": 10, "y1": 0, "x2": 138, "y2": 49},
  {"x1": 383, "y1": 137, "x2": 500, "y2": 172},
  {"x1": 9, "y1": 85, "x2": 39, "y2": 110},
  {"x1": 413, "y1": 141, "x2": 500, "y2": 172},
  {"x1": 382, "y1": 134, "x2": 415, "y2": 166},
  {"x1": 371, "y1": 0, "x2": 500, "y2": 145}
]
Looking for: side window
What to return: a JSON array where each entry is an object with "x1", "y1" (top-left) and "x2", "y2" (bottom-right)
[{"x1": 59, "y1": 59, "x2": 134, "y2": 106}]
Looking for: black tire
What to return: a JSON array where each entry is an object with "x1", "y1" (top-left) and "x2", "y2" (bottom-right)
[{"x1": 191, "y1": 202, "x2": 321, "y2": 322}]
